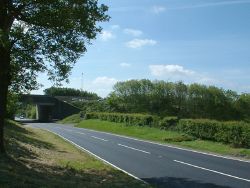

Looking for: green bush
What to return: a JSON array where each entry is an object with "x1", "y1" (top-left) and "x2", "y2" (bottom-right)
[
  {"x1": 159, "y1": 116, "x2": 179, "y2": 130},
  {"x1": 85, "y1": 112, "x2": 155, "y2": 126},
  {"x1": 25, "y1": 105, "x2": 36, "y2": 119},
  {"x1": 177, "y1": 119, "x2": 250, "y2": 148}
]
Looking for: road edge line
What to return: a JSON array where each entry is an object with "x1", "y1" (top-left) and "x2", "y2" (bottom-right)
[
  {"x1": 174, "y1": 160, "x2": 250, "y2": 182},
  {"x1": 74, "y1": 126, "x2": 250, "y2": 163},
  {"x1": 44, "y1": 129, "x2": 148, "y2": 185}
]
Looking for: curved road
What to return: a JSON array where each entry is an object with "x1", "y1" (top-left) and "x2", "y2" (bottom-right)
[{"x1": 26, "y1": 123, "x2": 250, "y2": 188}]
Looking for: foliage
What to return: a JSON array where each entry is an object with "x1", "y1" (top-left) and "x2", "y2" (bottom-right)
[
  {"x1": 85, "y1": 112, "x2": 155, "y2": 126},
  {"x1": 77, "y1": 119, "x2": 250, "y2": 158},
  {"x1": 0, "y1": 0, "x2": 109, "y2": 153},
  {"x1": 1, "y1": 1, "x2": 110, "y2": 92},
  {"x1": 107, "y1": 79, "x2": 249, "y2": 121},
  {"x1": 77, "y1": 119, "x2": 191, "y2": 143},
  {"x1": 6, "y1": 93, "x2": 19, "y2": 119},
  {"x1": 159, "y1": 116, "x2": 179, "y2": 130},
  {"x1": 177, "y1": 119, "x2": 250, "y2": 148},
  {"x1": 44, "y1": 87, "x2": 100, "y2": 100},
  {"x1": 16, "y1": 103, "x2": 36, "y2": 119},
  {"x1": 71, "y1": 99, "x2": 111, "y2": 112},
  {"x1": 25, "y1": 104, "x2": 36, "y2": 119},
  {"x1": 234, "y1": 94, "x2": 250, "y2": 121}
]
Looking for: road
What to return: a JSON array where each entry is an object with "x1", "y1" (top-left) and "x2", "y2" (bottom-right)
[{"x1": 26, "y1": 123, "x2": 250, "y2": 188}]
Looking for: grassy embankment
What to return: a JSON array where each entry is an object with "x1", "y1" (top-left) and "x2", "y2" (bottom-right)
[
  {"x1": 69, "y1": 119, "x2": 250, "y2": 159},
  {"x1": 0, "y1": 120, "x2": 148, "y2": 187}
]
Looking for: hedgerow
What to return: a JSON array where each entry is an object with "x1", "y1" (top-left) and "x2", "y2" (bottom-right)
[
  {"x1": 177, "y1": 119, "x2": 250, "y2": 148},
  {"x1": 85, "y1": 112, "x2": 155, "y2": 126},
  {"x1": 84, "y1": 112, "x2": 250, "y2": 148},
  {"x1": 159, "y1": 116, "x2": 179, "y2": 130}
]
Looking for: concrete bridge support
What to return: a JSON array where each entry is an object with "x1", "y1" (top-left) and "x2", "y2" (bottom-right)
[{"x1": 36, "y1": 104, "x2": 53, "y2": 122}]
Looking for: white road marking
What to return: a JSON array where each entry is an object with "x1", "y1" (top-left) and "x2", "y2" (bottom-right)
[
  {"x1": 174, "y1": 160, "x2": 250, "y2": 182},
  {"x1": 43, "y1": 129, "x2": 147, "y2": 184},
  {"x1": 91, "y1": 136, "x2": 108, "y2": 142},
  {"x1": 76, "y1": 127, "x2": 250, "y2": 163},
  {"x1": 118, "y1": 144, "x2": 151, "y2": 154},
  {"x1": 75, "y1": 131, "x2": 86, "y2": 135}
]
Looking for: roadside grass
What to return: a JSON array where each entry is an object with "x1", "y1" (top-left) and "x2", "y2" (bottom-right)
[
  {"x1": 0, "y1": 120, "x2": 148, "y2": 188},
  {"x1": 58, "y1": 113, "x2": 82, "y2": 124},
  {"x1": 77, "y1": 119, "x2": 250, "y2": 159},
  {"x1": 77, "y1": 119, "x2": 187, "y2": 141}
]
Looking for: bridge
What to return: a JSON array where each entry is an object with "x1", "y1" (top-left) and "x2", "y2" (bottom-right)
[{"x1": 20, "y1": 94, "x2": 81, "y2": 122}]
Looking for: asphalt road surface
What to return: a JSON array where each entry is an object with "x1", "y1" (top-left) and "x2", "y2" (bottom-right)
[{"x1": 25, "y1": 123, "x2": 250, "y2": 188}]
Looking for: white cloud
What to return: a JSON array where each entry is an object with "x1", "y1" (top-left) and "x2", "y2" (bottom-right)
[
  {"x1": 100, "y1": 30, "x2": 115, "y2": 41},
  {"x1": 149, "y1": 65, "x2": 194, "y2": 77},
  {"x1": 151, "y1": 6, "x2": 166, "y2": 14},
  {"x1": 92, "y1": 76, "x2": 118, "y2": 86},
  {"x1": 124, "y1": 28, "x2": 143, "y2": 37},
  {"x1": 120, "y1": 63, "x2": 131, "y2": 67},
  {"x1": 148, "y1": 64, "x2": 220, "y2": 86},
  {"x1": 126, "y1": 39, "x2": 157, "y2": 48},
  {"x1": 111, "y1": 25, "x2": 120, "y2": 30},
  {"x1": 90, "y1": 76, "x2": 118, "y2": 97}
]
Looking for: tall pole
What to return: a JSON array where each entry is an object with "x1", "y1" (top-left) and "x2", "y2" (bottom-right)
[{"x1": 81, "y1": 72, "x2": 83, "y2": 91}]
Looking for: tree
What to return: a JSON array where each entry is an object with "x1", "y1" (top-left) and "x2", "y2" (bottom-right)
[
  {"x1": 0, "y1": 0, "x2": 109, "y2": 153},
  {"x1": 44, "y1": 87, "x2": 100, "y2": 100},
  {"x1": 235, "y1": 94, "x2": 250, "y2": 121}
]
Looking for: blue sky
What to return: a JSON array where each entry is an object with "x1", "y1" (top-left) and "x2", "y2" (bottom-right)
[{"x1": 33, "y1": 0, "x2": 250, "y2": 97}]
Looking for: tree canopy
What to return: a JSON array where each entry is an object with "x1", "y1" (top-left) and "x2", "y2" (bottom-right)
[
  {"x1": 0, "y1": 0, "x2": 109, "y2": 153},
  {"x1": 107, "y1": 79, "x2": 249, "y2": 121},
  {"x1": 3, "y1": 0, "x2": 109, "y2": 91},
  {"x1": 44, "y1": 87, "x2": 100, "y2": 100}
]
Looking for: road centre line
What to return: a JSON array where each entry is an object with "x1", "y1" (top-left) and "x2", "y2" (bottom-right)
[
  {"x1": 118, "y1": 144, "x2": 151, "y2": 154},
  {"x1": 91, "y1": 136, "x2": 108, "y2": 142},
  {"x1": 174, "y1": 160, "x2": 250, "y2": 182},
  {"x1": 76, "y1": 127, "x2": 250, "y2": 163}
]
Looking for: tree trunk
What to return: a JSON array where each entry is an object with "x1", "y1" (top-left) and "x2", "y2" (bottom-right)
[{"x1": 0, "y1": 45, "x2": 11, "y2": 154}]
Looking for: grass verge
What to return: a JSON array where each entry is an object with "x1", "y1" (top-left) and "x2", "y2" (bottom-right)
[
  {"x1": 77, "y1": 119, "x2": 250, "y2": 159},
  {"x1": 0, "y1": 120, "x2": 148, "y2": 187},
  {"x1": 58, "y1": 113, "x2": 83, "y2": 124}
]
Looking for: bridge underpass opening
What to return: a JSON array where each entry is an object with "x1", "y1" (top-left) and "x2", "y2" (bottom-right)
[{"x1": 36, "y1": 104, "x2": 54, "y2": 122}]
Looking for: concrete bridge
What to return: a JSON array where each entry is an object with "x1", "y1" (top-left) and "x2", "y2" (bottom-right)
[{"x1": 20, "y1": 94, "x2": 81, "y2": 122}]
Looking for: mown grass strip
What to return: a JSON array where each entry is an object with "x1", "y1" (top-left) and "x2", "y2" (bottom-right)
[{"x1": 77, "y1": 119, "x2": 250, "y2": 159}]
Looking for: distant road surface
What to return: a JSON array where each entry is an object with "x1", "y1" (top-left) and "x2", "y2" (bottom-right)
[{"x1": 26, "y1": 123, "x2": 250, "y2": 188}]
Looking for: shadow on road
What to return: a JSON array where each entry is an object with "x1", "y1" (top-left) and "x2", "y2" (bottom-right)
[{"x1": 143, "y1": 176, "x2": 232, "y2": 188}]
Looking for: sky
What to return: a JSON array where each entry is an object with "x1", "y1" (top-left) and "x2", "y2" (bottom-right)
[{"x1": 32, "y1": 0, "x2": 250, "y2": 97}]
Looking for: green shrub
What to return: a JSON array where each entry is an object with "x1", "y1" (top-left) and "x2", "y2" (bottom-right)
[
  {"x1": 26, "y1": 105, "x2": 36, "y2": 119},
  {"x1": 85, "y1": 112, "x2": 155, "y2": 126},
  {"x1": 177, "y1": 119, "x2": 250, "y2": 148},
  {"x1": 159, "y1": 116, "x2": 179, "y2": 130}
]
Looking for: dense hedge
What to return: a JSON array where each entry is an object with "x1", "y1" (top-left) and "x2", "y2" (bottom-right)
[
  {"x1": 177, "y1": 119, "x2": 250, "y2": 148},
  {"x1": 85, "y1": 112, "x2": 155, "y2": 126},
  {"x1": 159, "y1": 116, "x2": 179, "y2": 129},
  {"x1": 84, "y1": 112, "x2": 250, "y2": 148}
]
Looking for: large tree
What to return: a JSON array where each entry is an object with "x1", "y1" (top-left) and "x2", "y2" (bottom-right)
[{"x1": 0, "y1": 0, "x2": 109, "y2": 153}]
